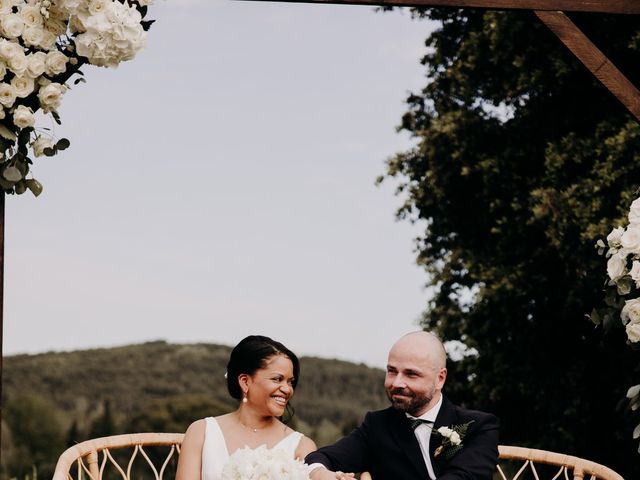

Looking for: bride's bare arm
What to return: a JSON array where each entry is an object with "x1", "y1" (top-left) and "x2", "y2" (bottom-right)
[
  {"x1": 296, "y1": 436, "x2": 318, "y2": 460},
  {"x1": 176, "y1": 419, "x2": 206, "y2": 480}
]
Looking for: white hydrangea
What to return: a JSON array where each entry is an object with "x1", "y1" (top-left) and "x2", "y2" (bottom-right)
[{"x1": 75, "y1": 0, "x2": 146, "y2": 68}]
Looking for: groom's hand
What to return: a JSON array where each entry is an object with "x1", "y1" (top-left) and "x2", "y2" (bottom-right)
[{"x1": 309, "y1": 467, "x2": 354, "y2": 480}]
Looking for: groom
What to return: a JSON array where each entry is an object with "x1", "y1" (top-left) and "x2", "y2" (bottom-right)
[{"x1": 306, "y1": 331, "x2": 499, "y2": 479}]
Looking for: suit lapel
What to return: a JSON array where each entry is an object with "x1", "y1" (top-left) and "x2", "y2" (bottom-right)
[
  {"x1": 430, "y1": 396, "x2": 458, "y2": 476},
  {"x1": 388, "y1": 409, "x2": 430, "y2": 479}
]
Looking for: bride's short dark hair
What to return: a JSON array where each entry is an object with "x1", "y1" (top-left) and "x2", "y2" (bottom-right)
[{"x1": 226, "y1": 335, "x2": 301, "y2": 400}]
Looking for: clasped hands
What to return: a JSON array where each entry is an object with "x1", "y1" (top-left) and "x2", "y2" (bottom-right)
[{"x1": 309, "y1": 467, "x2": 355, "y2": 480}]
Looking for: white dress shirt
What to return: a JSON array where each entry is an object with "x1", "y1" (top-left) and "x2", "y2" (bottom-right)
[{"x1": 406, "y1": 394, "x2": 443, "y2": 480}]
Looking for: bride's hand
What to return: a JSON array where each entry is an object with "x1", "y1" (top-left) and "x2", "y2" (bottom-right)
[{"x1": 334, "y1": 472, "x2": 355, "y2": 479}]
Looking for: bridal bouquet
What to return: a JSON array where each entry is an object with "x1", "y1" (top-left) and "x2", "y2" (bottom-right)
[
  {"x1": 0, "y1": 0, "x2": 153, "y2": 197},
  {"x1": 221, "y1": 445, "x2": 311, "y2": 480},
  {"x1": 594, "y1": 195, "x2": 640, "y2": 449}
]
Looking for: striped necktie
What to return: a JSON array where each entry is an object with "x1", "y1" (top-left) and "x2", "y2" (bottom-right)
[{"x1": 410, "y1": 418, "x2": 434, "y2": 430}]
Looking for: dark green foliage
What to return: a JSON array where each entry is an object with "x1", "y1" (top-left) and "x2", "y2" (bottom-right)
[
  {"x1": 1, "y1": 342, "x2": 388, "y2": 480},
  {"x1": 2, "y1": 394, "x2": 66, "y2": 480},
  {"x1": 382, "y1": 7, "x2": 640, "y2": 477}
]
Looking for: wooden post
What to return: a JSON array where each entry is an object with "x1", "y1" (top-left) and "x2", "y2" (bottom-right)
[{"x1": 0, "y1": 191, "x2": 4, "y2": 468}]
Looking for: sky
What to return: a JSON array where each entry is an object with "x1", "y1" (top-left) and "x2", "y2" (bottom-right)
[{"x1": 3, "y1": 0, "x2": 440, "y2": 368}]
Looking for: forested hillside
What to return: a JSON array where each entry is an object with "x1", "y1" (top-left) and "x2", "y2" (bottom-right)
[{"x1": 1, "y1": 341, "x2": 387, "y2": 480}]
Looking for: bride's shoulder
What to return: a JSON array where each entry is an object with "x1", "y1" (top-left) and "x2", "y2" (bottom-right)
[{"x1": 294, "y1": 434, "x2": 317, "y2": 459}]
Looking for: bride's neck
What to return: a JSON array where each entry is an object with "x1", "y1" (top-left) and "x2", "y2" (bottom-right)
[{"x1": 235, "y1": 407, "x2": 276, "y2": 431}]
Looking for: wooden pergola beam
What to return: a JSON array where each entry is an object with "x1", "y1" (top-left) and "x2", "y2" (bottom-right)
[
  {"x1": 535, "y1": 10, "x2": 640, "y2": 120},
  {"x1": 245, "y1": 0, "x2": 640, "y2": 121},
  {"x1": 258, "y1": 0, "x2": 640, "y2": 14}
]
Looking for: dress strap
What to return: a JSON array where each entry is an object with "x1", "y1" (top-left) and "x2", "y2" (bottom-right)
[{"x1": 274, "y1": 431, "x2": 304, "y2": 456}]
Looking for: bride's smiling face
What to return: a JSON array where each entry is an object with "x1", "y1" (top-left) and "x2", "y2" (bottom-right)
[{"x1": 245, "y1": 354, "x2": 295, "y2": 416}]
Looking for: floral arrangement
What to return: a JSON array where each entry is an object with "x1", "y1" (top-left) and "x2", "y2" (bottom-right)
[
  {"x1": 0, "y1": 0, "x2": 153, "y2": 197},
  {"x1": 432, "y1": 421, "x2": 473, "y2": 460},
  {"x1": 221, "y1": 445, "x2": 311, "y2": 480},
  {"x1": 594, "y1": 196, "x2": 640, "y2": 450}
]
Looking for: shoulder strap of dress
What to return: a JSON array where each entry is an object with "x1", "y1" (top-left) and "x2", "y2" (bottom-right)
[{"x1": 275, "y1": 431, "x2": 304, "y2": 455}]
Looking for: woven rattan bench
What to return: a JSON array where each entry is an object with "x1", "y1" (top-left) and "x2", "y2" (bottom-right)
[{"x1": 51, "y1": 433, "x2": 625, "y2": 480}]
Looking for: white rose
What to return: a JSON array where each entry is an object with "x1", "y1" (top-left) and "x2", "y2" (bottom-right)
[
  {"x1": 621, "y1": 298, "x2": 640, "y2": 325},
  {"x1": 607, "y1": 253, "x2": 627, "y2": 281},
  {"x1": 621, "y1": 225, "x2": 640, "y2": 253},
  {"x1": 26, "y1": 51, "x2": 46, "y2": 77},
  {"x1": 37, "y1": 81, "x2": 65, "y2": 111},
  {"x1": 437, "y1": 426, "x2": 453, "y2": 437},
  {"x1": 630, "y1": 198, "x2": 640, "y2": 225},
  {"x1": 11, "y1": 75, "x2": 34, "y2": 98},
  {"x1": 137, "y1": 0, "x2": 153, "y2": 5},
  {"x1": 0, "y1": 61, "x2": 6, "y2": 80},
  {"x1": 32, "y1": 135, "x2": 54, "y2": 156},
  {"x1": 626, "y1": 323, "x2": 640, "y2": 343},
  {"x1": 0, "y1": 83, "x2": 17, "y2": 107},
  {"x1": 45, "y1": 50, "x2": 67, "y2": 76},
  {"x1": 1, "y1": 13, "x2": 25, "y2": 39},
  {"x1": 58, "y1": 0, "x2": 83, "y2": 15},
  {"x1": 449, "y1": 431, "x2": 461, "y2": 445},
  {"x1": 12, "y1": 104, "x2": 35, "y2": 128},
  {"x1": 630, "y1": 261, "x2": 640, "y2": 287},
  {"x1": 19, "y1": 5, "x2": 44, "y2": 27},
  {"x1": 3, "y1": 45, "x2": 28, "y2": 76},
  {"x1": 88, "y1": 0, "x2": 109, "y2": 15},
  {"x1": 39, "y1": 30, "x2": 57, "y2": 50},
  {"x1": 0, "y1": 108, "x2": 5, "y2": 120},
  {"x1": 22, "y1": 26, "x2": 44, "y2": 47},
  {"x1": 44, "y1": 17, "x2": 67, "y2": 36},
  {"x1": 607, "y1": 226, "x2": 625, "y2": 248},
  {"x1": 0, "y1": 0, "x2": 13, "y2": 14}
]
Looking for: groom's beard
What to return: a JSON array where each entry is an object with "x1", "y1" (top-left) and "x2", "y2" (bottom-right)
[{"x1": 386, "y1": 386, "x2": 434, "y2": 417}]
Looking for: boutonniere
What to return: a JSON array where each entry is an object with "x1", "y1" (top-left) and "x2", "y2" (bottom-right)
[{"x1": 432, "y1": 420, "x2": 474, "y2": 460}]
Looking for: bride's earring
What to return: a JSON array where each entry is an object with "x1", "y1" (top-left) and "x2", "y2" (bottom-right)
[{"x1": 242, "y1": 392, "x2": 248, "y2": 403}]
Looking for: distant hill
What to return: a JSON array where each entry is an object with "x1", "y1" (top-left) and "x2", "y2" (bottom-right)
[{"x1": 1, "y1": 341, "x2": 388, "y2": 480}]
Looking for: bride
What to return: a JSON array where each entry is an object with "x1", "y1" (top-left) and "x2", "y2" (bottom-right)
[{"x1": 176, "y1": 335, "x2": 318, "y2": 480}]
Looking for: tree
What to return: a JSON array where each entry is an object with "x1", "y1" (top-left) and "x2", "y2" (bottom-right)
[
  {"x1": 381, "y1": 8, "x2": 640, "y2": 477},
  {"x1": 3, "y1": 395, "x2": 65, "y2": 480}
]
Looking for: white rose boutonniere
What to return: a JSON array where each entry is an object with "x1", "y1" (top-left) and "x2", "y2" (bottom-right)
[{"x1": 432, "y1": 421, "x2": 474, "y2": 460}]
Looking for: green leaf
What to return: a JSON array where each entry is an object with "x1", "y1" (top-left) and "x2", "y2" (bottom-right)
[
  {"x1": 602, "y1": 313, "x2": 616, "y2": 333},
  {"x1": 627, "y1": 384, "x2": 640, "y2": 399},
  {"x1": 588, "y1": 309, "x2": 601, "y2": 325},
  {"x1": 51, "y1": 110, "x2": 61, "y2": 125},
  {"x1": 0, "y1": 124, "x2": 16, "y2": 141},
  {"x1": 616, "y1": 277, "x2": 633, "y2": 296},
  {"x1": 56, "y1": 138, "x2": 70, "y2": 150},
  {"x1": 14, "y1": 180, "x2": 26, "y2": 195},
  {"x1": 3, "y1": 166, "x2": 21, "y2": 182},
  {"x1": 43, "y1": 147, "x2": 57, "y2": 157},
  {"x1": 18, "y1": 127, "x2": 32, "y2": 147},
  {"x1": 25, "y1": 178, "x2": 42, "y2": 197}
]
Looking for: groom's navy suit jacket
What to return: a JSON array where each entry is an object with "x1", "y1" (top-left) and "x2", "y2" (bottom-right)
[{"x1": 305, "y1": 396, "x2": 499, "y2": 480}]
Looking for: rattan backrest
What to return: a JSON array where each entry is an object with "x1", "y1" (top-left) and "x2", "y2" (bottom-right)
[
  {"x1": 52, "y1": 433, "x2": 184, "y2": 480},
  {"x1": 51, "y1": 436, "x2": 625, "y2": 480},
  {"x1": 497, "y1": 445, "x2": 624, "y2": 480}
]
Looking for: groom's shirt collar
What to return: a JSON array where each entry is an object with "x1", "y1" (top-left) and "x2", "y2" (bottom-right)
[{"x1": 405, "y1": 392, "x2": 443, "y2": 423}]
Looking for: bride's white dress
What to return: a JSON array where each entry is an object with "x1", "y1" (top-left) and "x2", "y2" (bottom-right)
[{"x1": 201, "y1": 417, "x2": 304, "y2": 480}]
